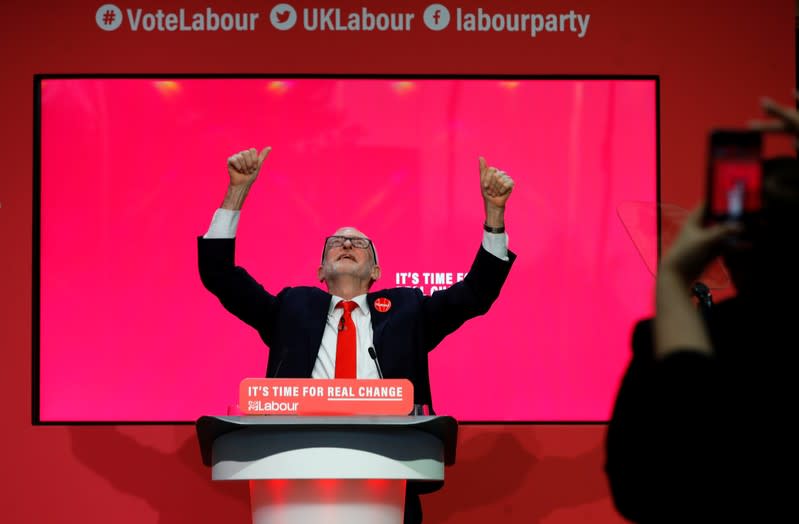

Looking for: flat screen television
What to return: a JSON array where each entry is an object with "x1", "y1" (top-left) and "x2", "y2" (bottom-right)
[{"x1": 35, "y1": 75, "x2": 657, "y2": 423}]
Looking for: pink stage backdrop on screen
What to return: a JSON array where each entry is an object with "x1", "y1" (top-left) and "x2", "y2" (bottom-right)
[{"x1": 38, "y1": 78, "x2": 656, "y2": 422}]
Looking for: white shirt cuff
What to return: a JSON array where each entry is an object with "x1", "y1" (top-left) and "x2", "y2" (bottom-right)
[
  {"x1": 203, "y1": 208, "x2": 240, "y2": 239},
  {"x1": 482, "y1": 231, "x2": 509, "y2": 261}
]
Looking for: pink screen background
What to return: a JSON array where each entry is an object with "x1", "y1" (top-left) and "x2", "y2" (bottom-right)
[{"x1": 39, "y1": 78, "x2": 656, "y2": 422}]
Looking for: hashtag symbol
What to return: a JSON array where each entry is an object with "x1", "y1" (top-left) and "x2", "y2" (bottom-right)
[{"x1": 102, "y1": 10, "x2": 115, "y2": 25}]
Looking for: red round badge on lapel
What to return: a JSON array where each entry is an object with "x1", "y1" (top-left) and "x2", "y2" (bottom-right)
[{"x1": 374, "y1": 297, "x2": 391, "y2": 313}]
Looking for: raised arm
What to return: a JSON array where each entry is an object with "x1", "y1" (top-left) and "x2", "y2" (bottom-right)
[
  {"x1": 421, "y1": 157, "x2": 516, "y2": 349},
  {"x1": 198, "y1": 146, "x2": 279, "y2": 340},
  {"x1": 654, "y1": 207, "x2": 739, "y2": 359},
  {"x1": 479, "y1": 156, "x2": 514, "y2": 232}
]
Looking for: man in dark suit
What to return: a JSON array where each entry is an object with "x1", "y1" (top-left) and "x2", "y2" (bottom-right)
[{"x1": 198, "y1": 146, "x2": 516, "y2": 523}]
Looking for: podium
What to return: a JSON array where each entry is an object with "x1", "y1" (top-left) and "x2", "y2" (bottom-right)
[{"x1": 196, "y1": 415, "x2": 458, "y2": 523}]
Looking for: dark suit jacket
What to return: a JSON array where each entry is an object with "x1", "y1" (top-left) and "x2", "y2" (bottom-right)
[
  {"x1": 605, "y1": 296, "x2": 794, "y2": 523},
  {"x1": 198, "y1": 237, "x2": 516, "y2": 410}
]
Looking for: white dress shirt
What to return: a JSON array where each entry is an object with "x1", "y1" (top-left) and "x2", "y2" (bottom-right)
[{"x1": 314, "y1": 294, "x2": 379, "y2": 379}]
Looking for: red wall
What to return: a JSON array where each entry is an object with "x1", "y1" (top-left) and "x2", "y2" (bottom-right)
[{"x1": 1, "y1": 1, "x2": 794, "y2": 521}]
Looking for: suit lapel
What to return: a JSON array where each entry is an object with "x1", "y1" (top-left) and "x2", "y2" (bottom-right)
[
  {"x1": 306, "y1": 289, "x2": 332, "y2": 375},
  {"x1": 367, "y1": 292, "x2": 393, "y2": 358}
]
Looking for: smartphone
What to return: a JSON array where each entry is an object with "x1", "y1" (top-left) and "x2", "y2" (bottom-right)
[{"x1": 706, "y1": 130, "x2": 763, "y2": 223}]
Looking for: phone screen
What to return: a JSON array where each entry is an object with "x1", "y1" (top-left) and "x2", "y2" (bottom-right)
[{"x1": 707, "y1": 131, "x2": 763, "y2": 222}]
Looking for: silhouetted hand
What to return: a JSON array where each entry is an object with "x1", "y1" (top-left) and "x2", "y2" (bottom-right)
[
  {"x1": 660, "y1": 205, "x2": 741, "y2": 287},
  {"x1": 749, "y1": 92, "x2": 799, "y2": 138}
]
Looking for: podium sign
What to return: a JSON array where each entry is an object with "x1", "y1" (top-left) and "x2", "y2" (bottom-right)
[{"x1": 239, "y1": 378, "x2": 414, "y2": 415}]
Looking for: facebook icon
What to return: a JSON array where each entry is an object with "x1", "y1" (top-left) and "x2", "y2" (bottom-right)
[{"x1": 423, "y1": 3, "x2": 450, "y2": 30}]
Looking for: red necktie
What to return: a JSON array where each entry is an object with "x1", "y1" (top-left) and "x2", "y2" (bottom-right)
[{"x1": 335, "y1": 300, "x2": 358, "y2": 378}]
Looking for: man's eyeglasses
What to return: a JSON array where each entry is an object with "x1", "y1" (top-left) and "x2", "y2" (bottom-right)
[
  {"x1": 325, "y1": 235, "x2": 372, "y2": 249},
  {"x1": 321, "y1": 235, "x2": 378, "y2": 263}
]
